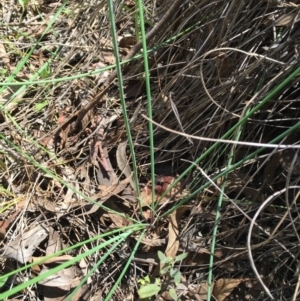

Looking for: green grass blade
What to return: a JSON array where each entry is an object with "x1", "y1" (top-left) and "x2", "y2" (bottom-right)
[
  {"x1": 107, "y1": 0, "x2": 140, "y2": 200},
  {"x1": 104, "y1": 229, "x2": 146, "y2": 301},
  {"x1": 0, "y1": 231, "x2": 135, "y2": 299},
  {"x1": 65, "y1": 237, "x2": 128, "y2": 301},
  {"x1": 159, "y1": 64, "x2": 300, "y2": 218},
  {"x1": 135, "y1": 0, "x2": 156, "y2": 209}
]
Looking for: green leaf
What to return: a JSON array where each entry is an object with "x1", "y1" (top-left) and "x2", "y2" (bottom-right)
[
  {"x1": 40, "y1": 63, "x2": 51, "y2": 79},
  {"x1": 158, "y1": 251, "x2": 167, "y2": 262},
  {"x1": 138, "y1": 284, "x2": 160, "y2": 299},
  {"x1": 169, "y1": 268, "x2": 178, "y2": 278},
  {"x1": 0, "y1": 275, "x2": 8, "y2": 288},
  {"x1": 173, "y1": 270, "x2": 181, "y2": 286},
  {"x1": 155, "y1": 277, "x2": 161, "y2": 285},
  {"x1": 35, "y1": 100, "x2": 49, "y2": 112},
  {"x1": 138, "y1": 279, "x2": 146, "y2": 285},
  {"x1": 17, "y1": 0, "x2": 30, "y2": 11},
  {"x1": 169, "y1": 288, "x2": 178, "y2": 301},
  {"x1": 158, "y1": 251, "x2": 172, "y2": 264},
  {"x1": 138, "y1": 275, "x2": 151, "y2": 286},
  {"x1": 175, "y1": 252, "x2": 188, "y2": 262},
  {"x1": 160, "y1": 265, "x2": 170, "y2": 275}
]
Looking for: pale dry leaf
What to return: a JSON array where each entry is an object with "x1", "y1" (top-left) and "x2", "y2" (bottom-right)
[
  {"x1": 107, "y1": 212, "x2": 128, "y2": 227},
  {"x1": 139, "y1": 237, "x2": 166, "y2": 247},
  {"x1": 212, "y1": 278, "x2": 247, "y2": 301},
  {"x1": 32, "y1": 255, "x2": 74, "y2": 265},
  {"x1": 43, "y1": 284, "x2": 84, "y2": 301},
  {"x1": 275, "y1": 13, "x2": 300, "y2": 26},
  {"x1": 165, "y1": 210, "x2": 180, "y2": 259},
  {"x1": 45, "y1": 227, "x2": 63, "y2": 255},
  {"x1": 0, "y1": 42, "x2": 9, "y2": 65},
  {"x1": 116, "y1": 139, "x2": 135, "y2": 190},
  {"x1": 92, "y1": 61, "x2": 110, "y2": 85},
  {"x1": 188, "y1": 282, "x2": 211, "y2": 301},
  {"x1": 96, "y1": 146, "x2": 118, "y2": 186},
  {"x1": 41, "y1": 266, "x2": 87, "y2": 301},
  {"x1": 165, "y1": 205, "x2": 191, "y2": 258},
  {"x1": 100, "y1": 49, "x2": 116, "y2": 65},
  {"x1": 39, "y1": 264, "x2": 82, "y2": 287},
  {"x1": 3, "y1": 224, "x2": 49, "y2": 263},
  {"x1": 63, "y1": 166, "x2": 79, "y2": 202},
  {"x1": 0, "y1": 84, "x2": 26, "y2": 112},
  {"x1": 142, "y1": 208, "x2": 152, "y2": 220}
]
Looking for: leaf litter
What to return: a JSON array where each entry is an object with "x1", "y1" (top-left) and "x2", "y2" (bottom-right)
[{"x1": 1, "y1": 0, "x2": 300, "y2": 300}]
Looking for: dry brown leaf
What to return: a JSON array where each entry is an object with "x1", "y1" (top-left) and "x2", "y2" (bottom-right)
[
  {"x1": 95, "y1": 175, "x2": 131, "y2": 199},
  {"x1": 188, "y1": 282, "x2": 211, "y2": 300},
  {"x1": 0, "y1": 211, "x2": 19, "y2": 239},
  {"x1": 217, "y1": 261, "x2": 238, "y2": 272},
  {"x1": 264, "y1": 133, "x2": 300, "y2": 184},
  {"x1": 264, "y1": 148, "x2": 300, "y2": 185},
  {"x1": 184, "y1": 251, "x2": 222, "y2": 266},
  {"x1": 72, "y1": 176, "x2": 132, "y2": 217},
  {"x1": 140, "y1": 176, "x2": 187, "y2": 206},
  {"x1": 212, "y1": 278, "x2": 248, "y2": 301},
  {"x1": 107, "y1": 212, "x2": 129, "y2": 227},
  {"x1": 119, "y1": 35, "x2": 136, "y2": 48},
  {"x1": 104, "y1": 199, "x2": 133, "y2": 227}
]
